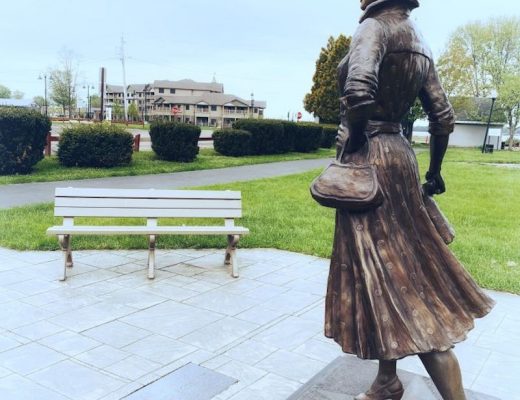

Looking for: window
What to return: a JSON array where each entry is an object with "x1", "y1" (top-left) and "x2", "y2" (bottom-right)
[
  {"x1": 185, "y1": 105, "x2": 190, "y2": 110},
  {"x1": 211, "y1": 105, "x2": 217, "y2": 111},
  {"x1": 170, "y1": 89, "x2": 175, "y2": 94},
  {"x1": 159, "y1": 88, "x2": 164, "y2": 94}
]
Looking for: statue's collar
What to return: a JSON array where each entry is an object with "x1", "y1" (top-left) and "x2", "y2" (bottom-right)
[{"x1": 360, "y1": 0, "x2": 419, "y2": 22}]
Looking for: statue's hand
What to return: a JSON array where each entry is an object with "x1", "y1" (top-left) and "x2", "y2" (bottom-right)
[{"x1": 423, "y1": 171, "x2": 446, "y2": 196}]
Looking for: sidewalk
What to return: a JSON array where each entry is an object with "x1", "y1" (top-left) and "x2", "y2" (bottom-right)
[
  {"x1": 0, "y1": 247, "x2": 518, "y2": 400},
  {"x1": 0, "y1": 158, "x2": 331, "y2": 209}
]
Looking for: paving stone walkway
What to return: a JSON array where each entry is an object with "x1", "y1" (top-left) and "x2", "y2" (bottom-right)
[{"x1": 0, "y1": 247, "x2": 518, "y2": 400}]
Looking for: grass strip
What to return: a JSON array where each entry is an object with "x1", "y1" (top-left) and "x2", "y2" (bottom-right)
[{"x1": 0, "y1": 151, "x2": 519, "y2": 293}]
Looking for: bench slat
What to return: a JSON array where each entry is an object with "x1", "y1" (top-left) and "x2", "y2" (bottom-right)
[
  {"x1": 55, "y1": 198, "x2": 242, "y2": 209},
  {"x1": 47, "y1": 225, "x2": 250, "y2": 235},
  {"x1": 55, "y1": 188, "x2": 241, "y2": 200},
  {"x1": 54, "y1": 207, "x2": 242, "y2": 218}
]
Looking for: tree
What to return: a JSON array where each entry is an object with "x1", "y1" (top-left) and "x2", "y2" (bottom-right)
[
  {"x1": 498, "y1": 74, "x2": 520, "y2": 149},
  {"x1": 112, "y1": 103, "x2": 123, "y2": 120},
  {"x1": 50, "y1": 49, "x2": 78, "y2": 118},
  {"x1": 401, "y1": 99, "x2": 425, "y2": 143},
  {"x1": 90, "y1": 94, "x2": 101, "y2": 108},
  {"x1": 33, "y1": 96, "x2": 46, "y2": 107},
  {"x1": 0, "y1": 85, "x2": 11, "y2": 98},
  {"x1": 128, "y1": 102, "x2": 140, "y2": 121},
  {"x1": 304, "y1": 35, "x2": 351, "y2": 124},
  {"x1": 12, "y1": 90, "x2": 24, "y2": 99},
  {"x1": 438, "y1": 17, "x2": 520, "y2": 98}
]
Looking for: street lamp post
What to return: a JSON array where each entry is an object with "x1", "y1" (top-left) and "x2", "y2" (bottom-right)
[
  {"x1": 482, "y1": 90, "x2": 498, "y2": 153},
  {"x1": 144, "y1": 88, "x2": 148, "y2": 122},
  {"x1": 250, "y1": 92, "x2": 255, "y2": 118},
  {"x1": 38, "y1": 74, "x2": 48, "y2": 116}
]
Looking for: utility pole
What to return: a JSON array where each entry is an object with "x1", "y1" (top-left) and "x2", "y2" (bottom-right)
[
  {"x1": 100, "y1": 67, "x2": 106, "y2": 122},
  {"x1": 120, "y1": 36, "x2": 129, "y2": 123}
]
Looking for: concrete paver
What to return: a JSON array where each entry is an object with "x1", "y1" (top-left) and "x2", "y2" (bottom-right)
[{"x1": 0, "y1": 246, "x2": 517, "y2": 399}]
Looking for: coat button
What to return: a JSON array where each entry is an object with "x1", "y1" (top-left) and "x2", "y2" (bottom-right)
[{"x1": 340, "y1": 263, "x2": 348, "y2": 271}]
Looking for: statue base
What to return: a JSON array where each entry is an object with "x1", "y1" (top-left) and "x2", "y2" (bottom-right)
[{"x1": 288, "y1": 356, "x2": 498, "y2": 400}]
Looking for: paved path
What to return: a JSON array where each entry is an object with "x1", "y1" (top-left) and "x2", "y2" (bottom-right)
[
  {"x1": 0, "y1": 158, "x2": 331, "y2": 209},
  {"x1": 0, "y1": 247, "x2": 517, "y2": 400}
]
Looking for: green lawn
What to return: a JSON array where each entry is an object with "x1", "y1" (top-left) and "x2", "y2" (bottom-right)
[
  {"x1": 0, "y1": 148, "x2": 335, "y2": 185},
  {"x1": 0, "y1": 148, "x2": 518, "y2": 293}
]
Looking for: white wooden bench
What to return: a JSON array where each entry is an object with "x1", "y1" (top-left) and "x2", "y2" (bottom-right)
[{"x1": 46, "y1": 188, "x2": 249, "y2": 281}]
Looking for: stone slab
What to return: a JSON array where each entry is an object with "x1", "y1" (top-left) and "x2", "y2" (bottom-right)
[
  {"x1": 123, "y1": 363, "x2": 237, "y2": 400},
  {"x1": 288, "y1": 356, "x2": 500, "y2": 400}
]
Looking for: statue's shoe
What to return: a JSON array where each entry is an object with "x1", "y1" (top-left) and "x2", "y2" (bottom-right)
[{"x1": 354, "y1": 376, "x2": 404, "y2": 400}]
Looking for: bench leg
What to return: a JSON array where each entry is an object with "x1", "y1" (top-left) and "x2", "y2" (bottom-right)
[
  {"x1": 58, "y1": 235, "x2": 73, "y2": 281},
  {"x1": 148, "y1": 235, "x2": 156, "y2": 279},
  {"x1": 225, "y1": 235, "x2": 240, "y2": 278}
]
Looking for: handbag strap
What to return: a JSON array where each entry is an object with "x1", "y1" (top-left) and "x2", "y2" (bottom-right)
[{"x1": 338, "y1": 133, "x2": 370, "y2": 164}]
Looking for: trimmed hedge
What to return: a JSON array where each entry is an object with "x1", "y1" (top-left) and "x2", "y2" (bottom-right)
[
  {"x1": 58, "y1": 124, "x2": 133, "y2": 168},
  {"x1": 233, "y1": 119, "x2": 286, "y2": 155},
  {"x1": 213, "y1": 129, "x2": 252, "y2": 156},
  {"x1": 321, "y1": 125, "x2": 338, "y2": 148},
  {"x1": 282, "y1": 121, "x2": 322, "y2": 153},
  {"x1": 149, "y1": 122, "x2": 201, "y2": 162},
  {"x1": 0, "y1": 107, "x2": 51, "y2": 175}
]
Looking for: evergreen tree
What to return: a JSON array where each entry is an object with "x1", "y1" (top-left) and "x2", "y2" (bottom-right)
[{"x1": 304, "y1": 35, "x2": 351, "y2": 124}]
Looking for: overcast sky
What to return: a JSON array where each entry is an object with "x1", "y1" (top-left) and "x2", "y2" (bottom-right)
[{"x1": 1, "y1": 0, "x2": 519, "y2": 120}]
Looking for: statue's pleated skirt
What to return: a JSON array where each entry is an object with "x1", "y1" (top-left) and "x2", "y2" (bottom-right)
[{"x1": 324, "y1": 133, "x2": 494, "y2": 360}]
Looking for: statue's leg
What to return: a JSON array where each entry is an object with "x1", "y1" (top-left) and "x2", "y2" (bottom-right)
[
  {"x1": 419, "y1": 350, "x2": 466, "y2": 400},
  {"x1": 355, "y1": 360, "x2": 403, "y2": 400},
  {"x1": 374, "y1": 360, "x2": 398, "y2": 385}
]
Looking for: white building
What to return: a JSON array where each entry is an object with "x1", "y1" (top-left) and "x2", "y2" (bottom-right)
[{"x1": 105, "y1": 79, "x2": 266, "y2": 127}]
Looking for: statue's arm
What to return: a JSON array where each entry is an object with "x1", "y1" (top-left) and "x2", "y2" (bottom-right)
[
  {"x1": 339, "y1": 19, "x2": 386, "y2": 153},
  {"x1": 418, "y1": 62, "x2": 455, "y2": 195}
]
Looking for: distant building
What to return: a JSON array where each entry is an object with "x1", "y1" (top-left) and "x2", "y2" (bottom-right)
[
  {"x1": 413, "y1": 119, "x2": 504, "y2": 149},
  {"x1": 104, "y1": 79, "x2": 266, "y2": 127},
  {"x1": 0, "y1": 98, "x2": 34, "y2": 108}
]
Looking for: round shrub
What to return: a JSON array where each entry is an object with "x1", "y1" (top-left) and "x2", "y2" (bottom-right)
[
  {"x1": 213, "y1": 129, "x2": 252, "y2": 156},
  {"x1": 0, "y1": 107, "x2": 51, "y2": 175},
  {"x1": 282, "y1": 122, "x2": 322, "y2": 153},
  {"x1": 321, "y1": 125, "x2": 338, "y2": 148},
  {"x1": 233, "y1": 119, "x2": 286, "y2": 155},
  {"x1": 150, "y1": 122, "x2": 201, "y2": 162},
  {"x1": 58, "y1": 124, "x2": 133, "y2": 168}
]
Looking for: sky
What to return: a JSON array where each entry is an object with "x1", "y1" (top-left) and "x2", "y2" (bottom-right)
[{"x1": 0, "y1": 0, "x2": 519, "y2": 120}]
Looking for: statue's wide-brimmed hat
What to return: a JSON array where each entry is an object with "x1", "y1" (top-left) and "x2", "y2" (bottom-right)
[{"x1": 361, "y1": 0, "x2": 420, "y2": 22}]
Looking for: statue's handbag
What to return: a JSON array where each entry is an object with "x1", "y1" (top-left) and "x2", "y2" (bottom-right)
[{"x1": 310, "y1": 136, "x2": 383, "y2": 211}]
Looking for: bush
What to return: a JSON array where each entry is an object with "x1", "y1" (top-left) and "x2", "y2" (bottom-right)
[
  {"x1": 0, "y1": 107, "x2": 51, "y2": 175},
  {"x1": 321, "y1": 125, "x2": 337, "y2": 148},
  {"x1": 150, "y1": 122, "x2": 201, "y2": 162},
  {"x1": 282, "y1": 121, "x2": 322, "y2": 153},
  {"x1": 58, "y1": 124, "x2": 133, "y2": 168},
  {"x1": 233, "y1": 119, "x2": 287, "y2": 155},
  {"x1": 213, "y1": 129, "x2": 252, "y2": 156}
]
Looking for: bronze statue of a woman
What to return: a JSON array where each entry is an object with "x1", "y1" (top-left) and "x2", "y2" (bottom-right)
[{"x1": 323, "y1": 0, "x2": 495, "y2": 399}]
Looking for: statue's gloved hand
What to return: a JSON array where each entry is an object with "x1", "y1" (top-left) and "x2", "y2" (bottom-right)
[
  {"x1": 423, "y1": 171, "x2": 446, "y2": 196},
  {"x1": 344, "y1": 134, "x2": 367, "y2": 154}
]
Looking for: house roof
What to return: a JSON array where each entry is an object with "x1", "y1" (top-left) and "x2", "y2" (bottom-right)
[
  {"x1": 154, "y1": 93, "x2": 266, "y2": 108},
  {"x1": 455, "y1": 120, "x2": 504, "y2": 127},
  {"x1": 106, "y1": 84, "x2": 124, "y2": 93},
  {"x1": 128, "y1": 84, "x2": 151, "y2": 92},
  {"x1": 152, "y1": 79, "x2": 224, "y2": 93}
]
